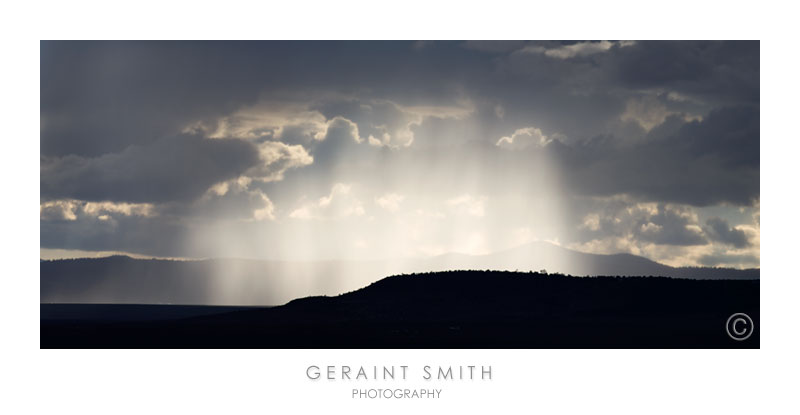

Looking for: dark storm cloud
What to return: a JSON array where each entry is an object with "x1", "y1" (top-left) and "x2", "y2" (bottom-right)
[
  {"x1": 703, "y1": 217, "x2": 751, "y2": 248},
  {"x1": 41, "y1": 41, "x2": 268, "y2": 157},
  {"x1": 40, "y1": 213, "x2": 192, "y2": 258},
  {"x1": 40, "y1": 41, "x2": 759, "y2": 262},
  {"x1": 493, "y1": 41, "x2": 758, "y2": 104},
  {"x1": 550, "y1": 106, "x2": 759, "y2": 206},
  {"x1": 570, "y1": 200, "x2": 708, "y2": 247},
  {"x1": 40, "y1": 40, "x2": 487, "y2": 157},
  {"x1": 41, "y1": 134, "x2": 261, "y2": 203},
  {"x1": 632, "y1": 205, "x2": 707, "y2": 246},
  {"x1": 611, "y1": 40, "x2": 760, "y2": 104},
  {"x1": 41, "y1": 41, "x2": 759, "y2": 155},
  {"x1": 461, "y1": 40, "x2": 527, "y2": 53}
]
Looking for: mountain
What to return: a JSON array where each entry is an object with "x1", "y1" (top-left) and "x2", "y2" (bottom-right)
[
  {"x1": 41, "y1": 270, "x2": 759, "y2": 348},
  {"x1": 452, "y1": 242, "x2": 759, "y2": 279},
  {"x1": 40, "y1": 241, "x2": 758, "y2": 305}
]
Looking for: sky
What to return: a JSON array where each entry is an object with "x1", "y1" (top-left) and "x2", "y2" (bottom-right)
[{"x1": 40, "y1": 40, "x2": 760, "y2": 268}]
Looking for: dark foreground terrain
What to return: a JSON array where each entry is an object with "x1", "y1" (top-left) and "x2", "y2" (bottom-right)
[{"x1": 41, "y1": 271, "x2": 759, "y2": 348}]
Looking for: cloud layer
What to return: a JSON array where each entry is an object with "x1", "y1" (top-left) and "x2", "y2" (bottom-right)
[{"x1": 40, "y1": 41, "x2": 760, "y2": 268}]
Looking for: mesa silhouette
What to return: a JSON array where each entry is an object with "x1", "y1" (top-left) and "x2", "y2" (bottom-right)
[{"x1": 41, "y1": 270, "x2": 759, "y2": 348}]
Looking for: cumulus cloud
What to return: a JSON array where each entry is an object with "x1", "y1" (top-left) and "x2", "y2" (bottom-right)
[
  {"x1": 40, "y1": 200, "x2": 81, "y2": 221},
  {"x1": 518, "y1": 40, "x2": 635, "y2": 59},
  {"x1": 313, "y1": 98, "x2": 474, "y2": 148},
  {"x1": 703, "y1": 217, "x2": 750, "y2": 248},
  {"x1": 568, "y1": 195, "x2": 759, "y2": 267},
  {"x1": 575, "y1": 200, "x2": 706, "y2": 247},
  {"x1": 248, "y1": 141, "x2": 313, "y2": 182},
  {"x1": 196, "y1": 102, "x2": 330, "y2": 143},
  {"x1": 174, "y1": 177, "x2": 276, "y2": 221},
  {"x1": 319, "y1": 116, "x2": 362, "y2": 144},
  {"x1": 447, "y1": 194, "x2": 487, "y2": 217},
  {"x1": 289, "y1": 183, "x2": 365, "y2": 220},
  {"x1": 496, "y1": 127, "x2": 552, "y2": 149},
  {"x1": 40, "y1": 199, "x2": 155, "y2": 222},
  {"x1": 633, "y1": 204, "x2": 706, "y2": 246},
  {"x1": 374, "y1": 193, "x2": 405, "y2": 212},
  {"x1": 620, "y1": 94, "x2": 702, "y2": 131}
]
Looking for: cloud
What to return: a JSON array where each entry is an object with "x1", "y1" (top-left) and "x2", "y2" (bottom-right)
[
  {"x1": 703, "y1": 217, "x2": 750, "y2": 248},
  {"x1": 194, "y1": 101, "x2": 330, "y2": 143},
  {"x1": 496, "y1": 127, "x2": 552, "y2": 149},
  {"x1": 518, "y1": 40, "x2": 635, "y2": 59},
  {"x1": 40, "y1": 200, "x2": 80, "y2": 221},
  {"x1": 554, "y1": 106, "x2": 759, "y2": 206},
  {"x1": 174, "y1": 178, "x2": 276, "y2": 222},
  {"x1": 620, "y1": 94, "x2": 702, "y2": 131},
  {"x1": 248, "y1": 141, "x2": 313, "y2": 182},
  {"x1": 462, "y1": 40, "x2": 527, "y2": 54},
  {"x1": 633, "y1": 204, "x2": 707, "y2": 246},
  {"x1": 304, "y1": 116, "x2": 374, "y2": 172},
  {"x1": 374, "y1": 193, "x2": 405, "y2": 212},
  {"x1": 575, "y1": 200, "x2": 707, "y2": 247},
  {"x1": 41, "y1": 134, "x2": 262, "y2": 204},
  {"x1": 319, "y1": 116, "x2": 362, "y2": 144},
  {"x1": 612, "y1": 41, "x2": 759, "y2": 104},
  {"x1": 39, "y1": 41, "x2": 759, "y2": 266},
  {"x1": 447, "y1": 194, "x2": 487, "y2": 217},
  {"x1": 41, "y1": 42, "x2": 268, "y2": 158},
  {"x1": 41, "y1": 211, "x2": 192, "y2": 258},
  {"x1": 289, "y1": 183, "x2": 365, "y2": 220},
  {"x1": 412, "y1": 40, "x2": 435, "y2": 50},
  {"x1": 80, "y1": 201, "x2": 154, "y2": 217},
  {"x1": 697, "y1": 251, "x2": 759, "y2": 268},
  {"x1": 567, "y1": 195, "x2": 759, "y2": 267},
  {"x1": 313, "y1": 98, "x2": 474, "y2": 148}
]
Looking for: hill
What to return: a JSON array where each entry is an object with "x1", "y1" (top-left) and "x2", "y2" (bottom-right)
[{"x1": 41, "y1": 270, "x2": 759, "y2": 348}]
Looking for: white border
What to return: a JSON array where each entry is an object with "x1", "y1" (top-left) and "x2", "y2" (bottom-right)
[{"x1": 4, "y1": 1, "x2": 799, "y2": 414}]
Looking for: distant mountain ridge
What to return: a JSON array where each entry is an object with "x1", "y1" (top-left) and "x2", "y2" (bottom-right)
[
  {"x1": 422, "y1": 241, "x2": 758, "y2": 279},
  {"x1": 40, "y1": 241, "x2": 759, "y2": 305}
]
